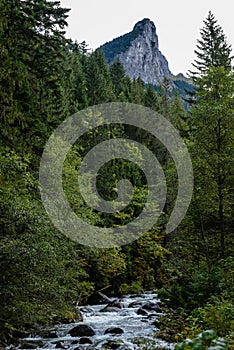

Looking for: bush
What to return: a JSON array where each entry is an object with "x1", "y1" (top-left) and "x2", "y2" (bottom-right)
[
  {"x1": 175, "y1": 330, "x2": 227, "y2": 350},
  {"x1": 118, "y1": 281, "x2": 143, "y2": 295},
  {"x1": 187, "y1": 296, "x2": 234, "y2": 337}
]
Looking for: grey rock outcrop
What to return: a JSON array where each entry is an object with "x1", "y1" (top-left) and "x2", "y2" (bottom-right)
[{"x1": 100, "y1": 18, "x2": 173, "y2": 85}]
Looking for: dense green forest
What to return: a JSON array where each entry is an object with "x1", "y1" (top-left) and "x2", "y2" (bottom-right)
[{"x1": 0, "y1": 1, "x2": 233, "y2": 348}]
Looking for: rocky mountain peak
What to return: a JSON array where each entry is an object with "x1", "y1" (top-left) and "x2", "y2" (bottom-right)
[
  {"x1": 99, "y1": 18, "x2": 172, "y2": 85},
  {"x1": 133, "y1": 18, "x2": 156, "y2": 32},
  {"x1": 133, "y1": 18, "x2": 159, "y2": 50}
]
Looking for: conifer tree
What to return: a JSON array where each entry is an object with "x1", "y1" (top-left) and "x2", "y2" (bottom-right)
[
  {"x1": 109, "y1": 59, "x2": 132, "y2": 101},
  {"x1": 168, "y1": 92, "x2": 189, "y2": 138},
  {"x1": 190, "y1": 11, "x2": 233, "y2": 78},
  {"x1": 191, "y1": 66, "x2": 234, "y2": 259},
  {"x1": 187, "y1": 14, "x2": 234, "y2": 260},
  {"x1": 85, "y1": 50, "x2": 114, "y2": 105},
  {"x1": 158, "y1": 77, "x2": 171, "y2": 117},
  {"x1": 143, "y1": 85, "x2": 159, "y2": 111},
  {"x1": 110, "y1": 59, "x2": 126, "y2": 95},
  {"x1": 130, "y1": 78, "x2": 145, "y2": 104}
]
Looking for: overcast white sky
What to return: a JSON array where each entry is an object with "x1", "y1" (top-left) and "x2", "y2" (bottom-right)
[{"x1": 59, "y1": 0, "x2": 234, "y2": 75}]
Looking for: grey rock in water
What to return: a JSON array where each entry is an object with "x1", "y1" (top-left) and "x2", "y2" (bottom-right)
[
  {"x1": 100, "y1": 299, "x2": 123, "y2": 312},
  {"x1": 68, "y1": 324, "x2": 95, "y2": 337},
  {"x1": 108, "y1": 300, "x2": 123, "y2": 309},
  {"x1": 79, "y1": 337, "x2": 93, "y2": 344},
  {"x1": 137, "y1": 307, "x2": 148, "y2": 315},
  {"x1": 141, "y1": 301, "x2": 162, "y2": 313},
  {"x1": 99, "y1": 18, "x2": 172, "y2": 85},
  {"x1": 104, "y1": 327, "x2": 124, "y2": 335},
  {"x1": 128, "y1": 301, "x2": 142, "y2": 308},
  {"x1": 100, "y1": 306, "x2": 121, "y2": 313},
  {"x1": 54, "y1": 341, "x2": 67, "y2": 349}
]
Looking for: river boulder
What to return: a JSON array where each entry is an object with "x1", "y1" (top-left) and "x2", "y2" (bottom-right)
[
  {"x1": 68, "y1": 324, "x2": 95, "y2": 337},
  {"x1": 100, "y1": 299, "x2": 123, "y2": 312},
  {"x1": 109, "y1": 300, "x2": 123, "y2": 309},
  {"x1": 137, "y1": 307, "x2": 148, "y2": 315},
  {"x1": 54, "y1": 341, "x2": 67, "y2": 349},
  {"x1": 79, "y1": 337, "x2": 93, "y2": 344},
  {"x1": 128, "y1": 301, "x2": 142, "y2": 308},
  {"x1": 104, "y1": 327, "x2": 124, "y2": 335},
  {"x1": 141, "y1": 302, "x2": 162, "y2": 313},
  {"x1": 100, "y1": 306, "x2": 121, "y2": 313}
]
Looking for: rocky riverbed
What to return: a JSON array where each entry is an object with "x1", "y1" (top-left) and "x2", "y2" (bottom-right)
[{"x1": 8, "y1": 291, "x2": 174, "y2": 350}]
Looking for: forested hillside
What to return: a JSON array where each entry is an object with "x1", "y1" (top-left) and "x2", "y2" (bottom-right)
[{"x1": 0, "y1": 1, "x2": 233, "y2": 348}]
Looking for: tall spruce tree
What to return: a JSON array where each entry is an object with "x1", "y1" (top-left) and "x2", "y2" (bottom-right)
[
  {"x1": 110, "y1": 59, "x2": 126, "y2": 96},
  {"x1": 85, "y1": 50, "x2": 114, "y2": 105},
  {"x1": 109, "y1": 59, "x2": 132, "y2": 101},
  {"x1": 190, "y1": 66, "x2": 234, "y2": 259},
  {"x1": 143, "y1": 85, "x2": 159, "y2": 111},
  {"x1": 190, "y1": 11, "x2": 233, "y2": 78},
  {"x1": 188, "y1": 13, "x2": 234, "y2": 260}
]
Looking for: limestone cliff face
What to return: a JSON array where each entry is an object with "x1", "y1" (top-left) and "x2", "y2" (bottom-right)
[{"x1": 100, "y1": 18, "x2": 173, "y2": 85}]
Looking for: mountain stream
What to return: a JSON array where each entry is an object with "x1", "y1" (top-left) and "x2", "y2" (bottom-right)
[{"x1": 14, "y1": 291, "x2": 174, "y2": 350}]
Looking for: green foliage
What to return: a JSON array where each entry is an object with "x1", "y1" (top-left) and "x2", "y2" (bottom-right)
[
  {"x1": 157, "y1": 257, "x2": 234, "y2": 346},
  {"x1": 219, "y1": 257, "x2": 234, "y2": 299},
  {"x1": 120, "y1": 228, "x2": 170, "y2": 292},
  {"x1": 118, "y1": 281, "x2": 143, "y2": 295},
  {"x1": 187, "y1": 296, "x2": 234, "y2": 338},
  {"x1": 176, "y1": 330, "x2": 227, "y2": 350},
  {"x1": 156, "y1": 307, "x2": 189, "y2": 343},
  {"x1": 110, "y1": 60, "x2": 132, "y2": 100},
  {"x1": 85, "y1": 50, "x2": 115, "y2": 104},
  {"x1": 130, "y1": 77, "x2": 145, "y2": 104},
  {"x1": 0, "y1": 144, "x2": 94, "y2": 327},
  {"x1": 143, "y1": 85, "x2": 160, "y2": 111},
  {"x1": 158, "y1": 255, "x2": 234, "y2": 311},
  {"x1": 92, "y1": 248, "x2": 127, "y2": 287},
  {"x1": 0, "y1": 0, "x2": 73, "y2": 151}
]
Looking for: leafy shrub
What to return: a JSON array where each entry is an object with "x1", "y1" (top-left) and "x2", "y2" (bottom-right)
[
  {"x1": 158, "y1": 263, "x2": 224, "y2": 310},
  {"x1": 175, "y1": 330, "x2": 227, "y2": 350},
  {"x1": 187, "y1": 296, "x2": 234, "y2": 337},
  {"x1": 118, "y1": 281, "x2": 143, "y2": 295}
]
